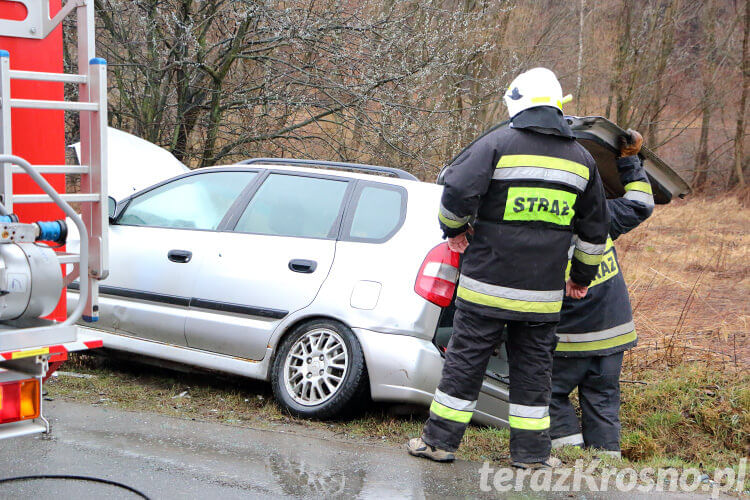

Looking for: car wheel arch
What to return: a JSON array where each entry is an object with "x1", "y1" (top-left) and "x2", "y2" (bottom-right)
[
  {"x1": 266, "y1": 314, "x2": 370, "y2": 381},
  {"x1": 269, "y1": 316, "x2": 371, "y2": 418}
]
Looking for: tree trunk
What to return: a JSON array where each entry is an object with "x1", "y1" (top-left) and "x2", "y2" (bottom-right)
[
  {"x1": 693, "y1": 95, "x2": 712, "y2": 189},
  {"x1": 611, "y1": 0, "x2": 632, "y2": 126},
  {"x1": 647, "y1": 0, "x2": 678, "y2": 149},
  {"x1": 693, "y1": 0, "x2": 718, "y2": 189},
  {"x1": 575, "y1": 0, "x2": 585, "y2": 115},
  {"x1": 200, "y1": 82, "x2": 224, "y2": 168},
  {"x1": 732, "y1": 0, "x2": 749, "y2": 187}
]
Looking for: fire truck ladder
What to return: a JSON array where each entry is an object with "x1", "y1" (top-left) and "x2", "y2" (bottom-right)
[{"x1": 0, "y1": 0, "x2": 107, "y2": 336}]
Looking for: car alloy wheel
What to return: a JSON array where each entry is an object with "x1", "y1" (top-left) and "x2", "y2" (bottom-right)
[{"x1": 282, "y1": 328, "x2": 348, "y2": 406}]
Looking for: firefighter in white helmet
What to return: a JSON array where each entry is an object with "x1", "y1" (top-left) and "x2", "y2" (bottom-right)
[{"x1": 407, "y1": 67, "x2": 609, "y2": 468}]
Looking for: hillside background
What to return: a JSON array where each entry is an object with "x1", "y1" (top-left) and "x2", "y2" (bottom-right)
[{"x1": 61, "y1": 0, "x2": 748, "y2": 191}]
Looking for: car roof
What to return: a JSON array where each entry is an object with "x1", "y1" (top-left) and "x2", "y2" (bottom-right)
[{"x1": 197, "y1": 163, "x2": 426, "y2": 189}]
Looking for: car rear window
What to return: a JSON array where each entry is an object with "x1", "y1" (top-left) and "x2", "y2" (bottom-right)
[
  {"x1": 344, "y1": 183, "x2": 406, "y2": 242},
  {"x1": 234, "y1": 174, "x2": 349, "y2": 239}
]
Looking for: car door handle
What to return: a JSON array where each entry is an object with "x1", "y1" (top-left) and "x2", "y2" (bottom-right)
[
  {"x1": 289, "y1": 259, "x2": 317, "y2": 274},
  {"x1": 168, "y1": 249, "x2": 193, "y2": 263}
]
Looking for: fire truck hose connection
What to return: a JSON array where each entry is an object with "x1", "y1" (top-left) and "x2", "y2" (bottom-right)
[{"x1": 34, "y1": 219, "x2": 67, "y2": 245}]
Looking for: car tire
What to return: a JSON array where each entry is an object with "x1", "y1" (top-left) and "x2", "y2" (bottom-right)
[{"x1": 271, "y1": 319, "x2": 368, "y2": 419}]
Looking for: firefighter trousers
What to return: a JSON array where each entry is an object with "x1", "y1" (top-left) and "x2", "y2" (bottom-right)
[
  {"x1": 550, "y1": 351, "x2": 624, "y2": 451},
  {"x1": 422, "y1": 308, "x2": 558, "y2": 462}
]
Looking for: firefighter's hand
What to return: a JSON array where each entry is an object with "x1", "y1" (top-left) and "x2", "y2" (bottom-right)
[
  {"x1": 447, "y1": 227, "x2": 473, "y2": 254},
  {"x1": 566, "y1": 279, "x2": 588, "y2": 299},
  {"x1": 619, "y1": 129, "x2": 643, "y2": 157}
]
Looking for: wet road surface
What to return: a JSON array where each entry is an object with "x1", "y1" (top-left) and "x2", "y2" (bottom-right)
[{"x1": 0, "y1": 401, "x2": 713, "y2": 498}]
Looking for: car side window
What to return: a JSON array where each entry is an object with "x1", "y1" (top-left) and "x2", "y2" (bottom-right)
[
  {"x1": 234, "y1": 174, "x2": 348, "y2": 239},
  {"x1": 347, "y1": 184, "x2": 406, "y2": 242},
  {"x1": 118, "y1": 171, "x2": 257, "y2": 230}
]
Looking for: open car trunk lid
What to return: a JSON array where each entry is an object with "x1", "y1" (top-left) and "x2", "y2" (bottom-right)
[{"x1": 567, "y1": 115, "x2": 691, "y2": 204}]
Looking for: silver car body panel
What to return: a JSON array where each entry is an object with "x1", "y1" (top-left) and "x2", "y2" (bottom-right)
[
  {"x1": 100, "y1": 225, "x2": 205, "y2": 346},
  {"x1": 355, "y1": 327, "x2": 509, "y2": 428},
  {"x1": 184, "y1": 232, "x2": 337, "y2": 360},
  {"x1": 280, "y1": 181, "x2": 445, "y2": 343},
  {"x1": 81, "y1": 326, "x2": 271, "y2": 379}
]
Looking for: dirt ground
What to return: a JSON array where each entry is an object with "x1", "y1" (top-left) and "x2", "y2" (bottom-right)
[{"x1": 615, "y1": 192, "x2": 749, "y2": 372}]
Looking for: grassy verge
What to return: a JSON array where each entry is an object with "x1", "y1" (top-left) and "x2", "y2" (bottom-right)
[{"x1": 47, "y1": 353, "x2": 748, "y2": 475}]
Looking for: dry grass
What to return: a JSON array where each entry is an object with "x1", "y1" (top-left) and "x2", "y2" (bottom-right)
[{"x1": 616, "y1": 191, "x2": 749, "y2": 371}]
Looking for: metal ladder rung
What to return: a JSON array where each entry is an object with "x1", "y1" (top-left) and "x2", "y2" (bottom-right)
[
  {"x1": 10, "y1": 99, "x2": 98, "y2": 112},
  {"x1": 8, "y1": 70, "x2": 87, "y2": 84},
  {"x1": 13, "y1": 193, "x2": 101, "y2": 204},
  {"x1": 11, "y1": 165, "x2": 89, "y2": 175},
  {"x1": 56, "y1": 252, "x2": 80, "y2": 264}
]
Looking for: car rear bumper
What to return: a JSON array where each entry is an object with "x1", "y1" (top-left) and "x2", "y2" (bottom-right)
[{"x1": 353, "y1": 328, "x2": 510, "y2": 428}]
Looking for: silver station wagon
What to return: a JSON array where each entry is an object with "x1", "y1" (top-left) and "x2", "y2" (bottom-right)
[{"x1": 68, "y1": 116, "x2": 689, "y2": 425}]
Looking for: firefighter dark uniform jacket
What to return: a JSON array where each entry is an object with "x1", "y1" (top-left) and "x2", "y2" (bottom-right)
[
  {"x1": 555, "y1": 155, "x2": 655, "y2": 356},
  {"x1": 438, "y1": 107, "x2": 610, "y2": 322}
]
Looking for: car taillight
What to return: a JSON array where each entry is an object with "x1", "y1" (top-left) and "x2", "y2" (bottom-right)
[
  {"x1": 415, "y1": 242, "x2": 460, "y2": 307},
  {"x1": 0, "y1": 378, "x2": 40, "y2": 424}
]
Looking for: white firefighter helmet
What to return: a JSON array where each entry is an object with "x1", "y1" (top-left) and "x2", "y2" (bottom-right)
[{"x1": 503, "y1": 67, "x2": 572, "y2": 119}]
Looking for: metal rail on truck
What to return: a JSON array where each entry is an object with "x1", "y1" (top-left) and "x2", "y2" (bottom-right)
[{"x1": 0, "y1": 0, "x2": 106, "y2": 439}]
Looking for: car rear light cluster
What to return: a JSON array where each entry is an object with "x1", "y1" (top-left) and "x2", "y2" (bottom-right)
[
  {"x1": 0, "y1": 378, "x2": 40, "y2": 424},
  {"x1": 415, "y1": 242, "x2": 460, "y2": 307}
]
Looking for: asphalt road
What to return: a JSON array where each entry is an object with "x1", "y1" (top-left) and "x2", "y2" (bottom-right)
[{"x1": 0, "y1": 401, "x2": 716, "y2": 499}]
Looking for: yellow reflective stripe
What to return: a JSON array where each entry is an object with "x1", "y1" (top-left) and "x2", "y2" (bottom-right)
[
  {"x1": 624, "y1": 181, "x2": 652, "y2": 194},
  {"x1": 503, "y1": 186, "x2": 577, "y2": 226},
  {"x1": 457, "y1": 286, "x2": 562, "y2": 314},
  {"x1": 509, "y1": 415, "x2": 550, "y2": 431},
  {"x1": 573, "y1": 248, "x2": 604, "y2": 266},
  {"x1": 438, "y1": 212, "x2": 467, "y2": 228},
  {"x1": 555, "y1": 330, "x2": 637, "y2": 352},
  {"x1": 531, "y1": 96, "x2": 551, "y2": 104},
  {"x1": 430, "y1": 400, "x2": 473, "y2": 423},
  {"x1": 565, "y1": 238, "x2": 618, "y2": 287},
  {"x1": 496, "y1": 155, "x2": 589, "y2": 180},
  {"x1": 11, "y1": 347, "x2": 49, "y2": 359}
]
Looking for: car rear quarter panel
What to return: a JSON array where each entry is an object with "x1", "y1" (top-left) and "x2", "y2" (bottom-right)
[{"x1": 264, "y1": 181, "x2": 446, "y2": 351}]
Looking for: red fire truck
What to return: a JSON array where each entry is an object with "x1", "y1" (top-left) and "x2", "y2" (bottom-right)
[{"x1": 0, "y1": 0, "x2": 105, "y2": 439}]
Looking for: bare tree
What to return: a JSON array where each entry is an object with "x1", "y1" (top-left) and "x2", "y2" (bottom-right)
[
  {"x1": 71, "y1": 0, "x2": 744, "y2": 189},
  {"x1": 90, "y1": 0, "x2": 517, "y2": 176},
  {"x1": 575, "y1": 0, "x2": 586, "y2": 115},
  {"x1": 692, "y1": 0, "x2": 738, "y2": 188},
  {"x1": 733, "y1": 0, "x2": 749, "y2": 188}
]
